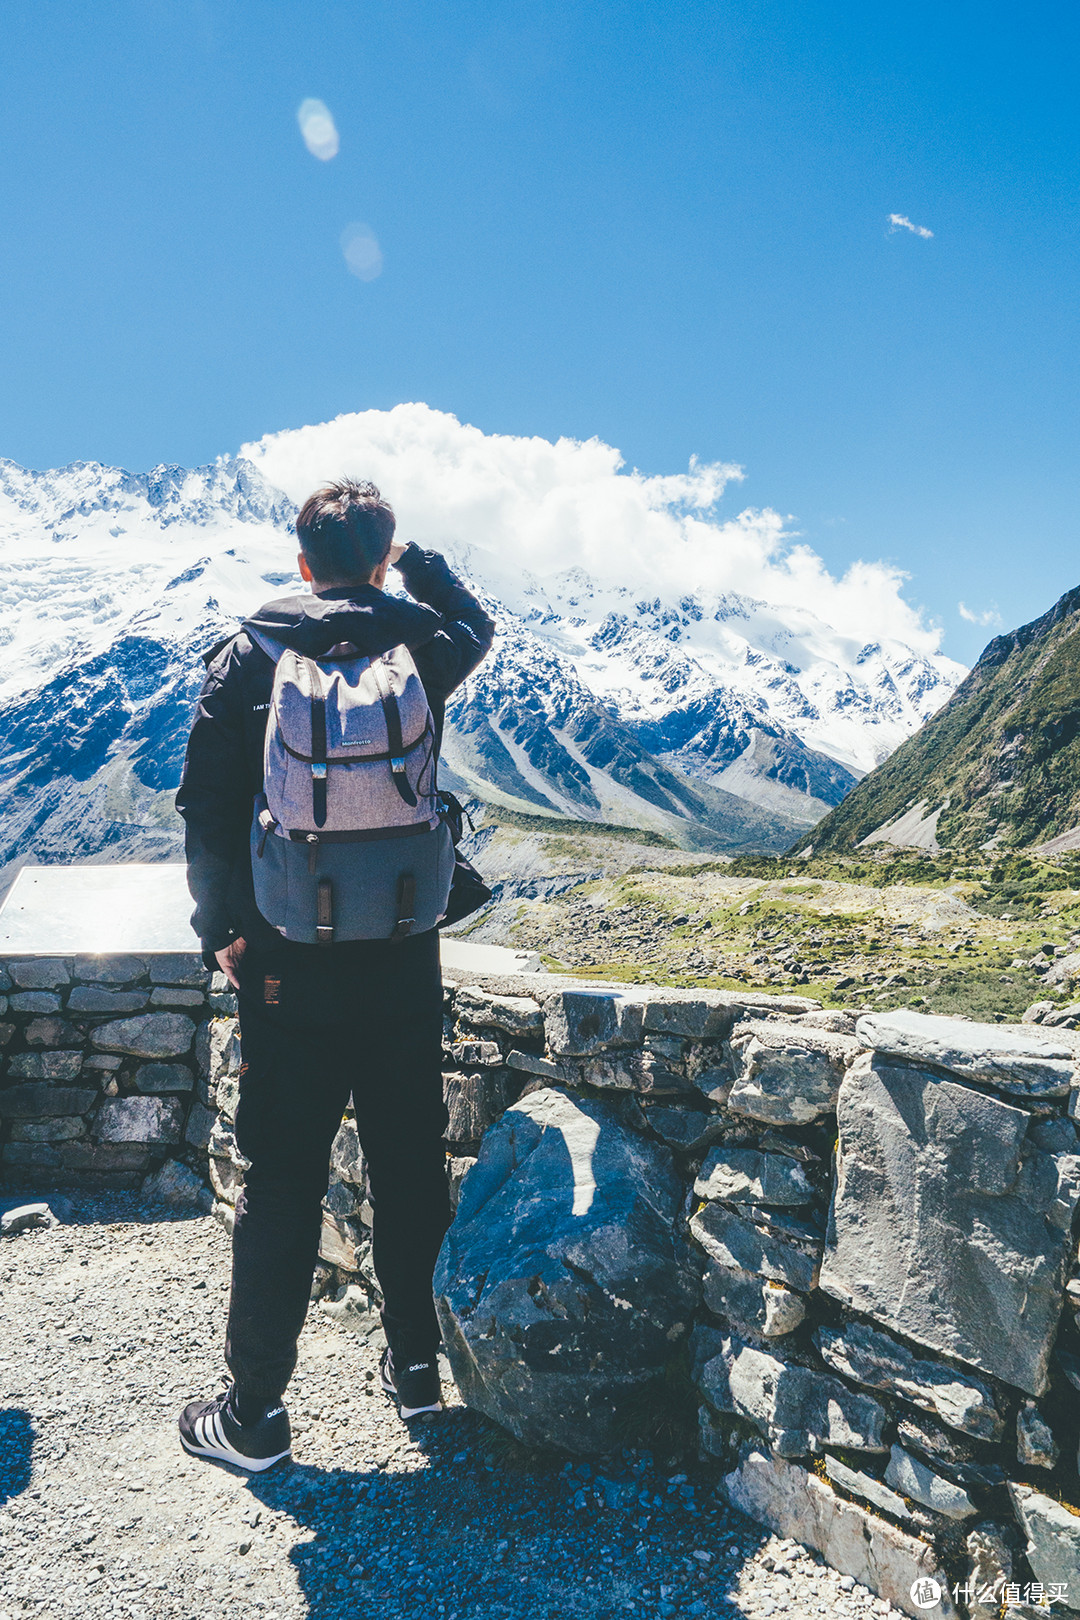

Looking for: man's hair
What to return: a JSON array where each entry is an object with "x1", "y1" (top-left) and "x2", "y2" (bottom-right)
[{"x1": 295, "y1": 479, "x2": 396, "y2": 584}]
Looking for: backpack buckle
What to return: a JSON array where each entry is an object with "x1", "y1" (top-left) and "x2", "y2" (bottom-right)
[
  {"x1": 390, "y1": 872, "x2": 416, "y2": 941},
  {"x1": 311, "y1": 762, "x2": 327, "y2": 780},
  {"x1": 390, "y1": 757, "x2": 405, "y2": 773}
]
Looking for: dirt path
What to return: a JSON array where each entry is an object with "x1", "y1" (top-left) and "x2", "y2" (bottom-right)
[{"x1": 0, "y1": 1195, "x2": 906, "y2": 1620}]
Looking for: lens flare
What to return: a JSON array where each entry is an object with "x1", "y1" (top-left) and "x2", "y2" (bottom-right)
[
  {"x1": 340, "y1": 222, "x2": 384, "y2": 282},
  {"x1": 297, "y1": 98, "x2": 339, "y2": 161}
]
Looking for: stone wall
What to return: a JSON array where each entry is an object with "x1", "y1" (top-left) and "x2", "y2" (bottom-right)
[
  {"x1": 0, "y1": 951, "x2": 223, "y2": 1203},
  {"x1": 206, "y1": 972, "x2": 1080, "y2": 1619},
  {"x1": 6, "y1": 949, "x2": 1080, "y2": 1616}
]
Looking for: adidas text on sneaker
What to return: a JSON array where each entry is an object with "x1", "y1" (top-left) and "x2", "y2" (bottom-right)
[
  {"x1": 178, "y1": 1389, "x2": 291, "y2": 1472},
  {"x1": 379, "y1": 1347, "x2": 443, "y2": 1418}
]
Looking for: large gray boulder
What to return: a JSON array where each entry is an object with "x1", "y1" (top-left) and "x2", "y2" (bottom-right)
[
  {"x1": 73, "y1": 954, "x2": 147, "y2": 983},
  {"x1": 434, "y1": 1086, "x2": 698, "y2": 1454},
  {"x1": 642, "y1": 992, "x2": 735, "y2": 1040},
  {"x1": 148, "y1": 953, "x2": 206, "y2": 987},
  {"x1": 821, "y1": 1053, "x2": 1080, "y2": 1396},
  {"x1": 67, "y1": 987, "x2": 149, "y2": 1014},
  {"x1": 8, "y1": 959, "x2": 70, "y2": 989}
]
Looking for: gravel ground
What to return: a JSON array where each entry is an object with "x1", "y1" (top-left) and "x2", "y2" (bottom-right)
[{"x1": 0, "y1": 1194, "x2": 908, "y2": 1620}]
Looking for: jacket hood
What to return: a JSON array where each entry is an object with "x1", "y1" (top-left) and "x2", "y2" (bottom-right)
[{"x1": 241, "y1": 585, "x2": 444, "y2": 661}]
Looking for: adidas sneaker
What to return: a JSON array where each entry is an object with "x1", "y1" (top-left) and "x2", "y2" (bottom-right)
[
  {"x1": 178, "y1": 1388, "x2": 291, "y2": 1472},
  {"x1": 379, "y1": 1346, "x2": 443, "y2": 1419}
]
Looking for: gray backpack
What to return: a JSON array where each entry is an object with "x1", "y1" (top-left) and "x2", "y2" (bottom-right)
[{"x1": 248, "y1": 631, "x2": 454, "y2": 945}]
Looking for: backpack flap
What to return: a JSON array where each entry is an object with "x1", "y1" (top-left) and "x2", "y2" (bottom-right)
[{"x1": 263, "y1": 644, "x2": 435, "y2": 833}]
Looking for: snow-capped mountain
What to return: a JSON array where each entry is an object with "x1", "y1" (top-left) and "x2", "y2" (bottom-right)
[
  {"x1": 0, "y1": 456, "x2": 294, "y2": 877},
  {"x1": 439, "y1": 553, "x2": 956, "y2": 837},
  {"x1": 0, "y1": 430, "x2": 965, "y2": 880}
]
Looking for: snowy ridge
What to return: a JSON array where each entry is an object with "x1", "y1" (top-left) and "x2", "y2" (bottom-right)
[
  {"x1": 454, "y1": 551, "x2": 958, "y2": 777},
  {"x1": 0, "y1": 445, "x2": 965, "y2": 876}
]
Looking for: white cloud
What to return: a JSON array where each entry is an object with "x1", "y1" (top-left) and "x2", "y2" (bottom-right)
[
  {"x1": 297, "y1": 98, "x2": 339, "y2": 161},
  {"x1": 888, "y1": 213, "x2": 933, "y2": 239},
  {"x1": 240, "y1": 403, "x2": 946, "y2": 658},
  {"x1": 958, "y1": 601, "x2": 1003, "y2": 627},
  {"x1": 340, "y1": 222, "x2": 383, "y2": 282}
]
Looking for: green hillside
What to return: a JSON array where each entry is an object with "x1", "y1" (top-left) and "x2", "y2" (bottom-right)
[{"x1": 796, "y1": 582, "x2": 1080, "y2": 856}]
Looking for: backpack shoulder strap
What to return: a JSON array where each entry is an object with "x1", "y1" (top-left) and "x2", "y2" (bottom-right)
[
  {"x1": 244, "y1": 625, "x2": 290, "y2": 665},
  {"x1": 370, "y1": 654, "x2": 419, "y2": 808},
  {"x1": 305, "y1": 657, "x2": 329, "y2": 827}
]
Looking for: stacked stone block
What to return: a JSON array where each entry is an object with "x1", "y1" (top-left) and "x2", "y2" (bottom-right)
[{"x1": 0, "y1": 952, "x2": 218, "y2": 1200}]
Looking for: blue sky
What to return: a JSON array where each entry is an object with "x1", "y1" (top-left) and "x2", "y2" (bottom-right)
[{"x1": 1, "y1": 0, "x2": 1077, "y2": 664}]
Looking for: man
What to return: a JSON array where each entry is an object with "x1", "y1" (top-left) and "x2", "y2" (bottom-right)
[{"x1": 174, "y1": 478, "x2": 494, "y2": 1471}]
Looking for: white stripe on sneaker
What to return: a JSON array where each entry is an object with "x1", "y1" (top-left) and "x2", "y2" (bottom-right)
[
  {"x1": 399, "y1": 1399, "x2": 444, "y2": 1419},
  {"x1": 179, "y1": 1398, "x2": 291, "y2": 1473}
]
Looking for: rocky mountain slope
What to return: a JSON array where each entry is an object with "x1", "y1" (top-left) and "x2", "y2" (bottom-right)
[
  {"x1": 0, "y1": 448, "x2": 963, "y2": 879},
  {"x1": 439, "y1": 625, "x2": 813, "y2": 852},
  {"x1": 796, "y1": 583, "x2": 1080, "y2": 858}
]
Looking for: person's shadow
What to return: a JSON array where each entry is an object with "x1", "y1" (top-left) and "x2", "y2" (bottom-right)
[
  {"x1": 0, "y1": 1408, "x2": 35, "y2": 1506},
  {"x1": 244, "y1": 1404, "x2": 538, "y2": 1619},
  {"x1": 241, "y1": 1407, "x2": 760, "y2": 1620}
]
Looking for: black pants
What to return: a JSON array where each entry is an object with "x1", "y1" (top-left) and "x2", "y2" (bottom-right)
[{"x1": 224, "y1": 928, "x2": 451, "y2": 1404}]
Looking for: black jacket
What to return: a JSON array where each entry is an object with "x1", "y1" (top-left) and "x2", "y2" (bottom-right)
[{"x1": 175, "y1": 544, "x2": 495, "y2": 958}]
